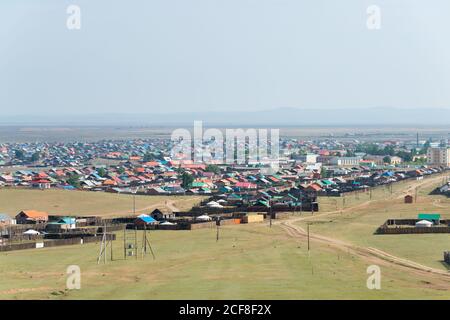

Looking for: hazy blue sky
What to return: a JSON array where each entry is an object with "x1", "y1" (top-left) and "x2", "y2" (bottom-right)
[{"x1": 1, "y1": 0, "x2": 449, "y2": 115}]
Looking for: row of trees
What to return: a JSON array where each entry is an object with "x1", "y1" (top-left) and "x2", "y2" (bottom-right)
[
  {"x1": 354, "y1": 144, "x2": 398, "y2": 157},
  {"x1": 179, "y1": 165, "x2": 221, "y2": 189},
  {"x1": 14, "y1": 150, "x2": 40, "y2": 162},
  {"x1": 353, "y1": 142, "x2": 431, "y2": 162}
]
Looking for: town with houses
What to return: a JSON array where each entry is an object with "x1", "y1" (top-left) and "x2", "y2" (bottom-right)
[
  {"x1": 0, "y1": 134, "x2": 449, "y2": 230},
  {"x1": 0, "y1": 135, "x2": 446, "y2": 195}
]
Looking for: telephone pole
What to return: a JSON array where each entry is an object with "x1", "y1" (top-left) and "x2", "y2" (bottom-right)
[
  {"x1": 132, "y1": 187, "x2": 138, "y2": 216},
  {"x1": 307, "y1": 224, "x2": 310, "y2": 251},
  {"x1": 269, "y1": 200, "x2": 273, "y2": 228},
  {"x1": 216, "y1": 223, "x2": 220, "y2": 242}
]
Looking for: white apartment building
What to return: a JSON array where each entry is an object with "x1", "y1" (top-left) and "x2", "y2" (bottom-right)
[
  {"x1": 330, "y1": 156, "x2": 361, "y2": 167},
  {"x1": 427, "y1": 147, "x2": 450, "y2": 166}
]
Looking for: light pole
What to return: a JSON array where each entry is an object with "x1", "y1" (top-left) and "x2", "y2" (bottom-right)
[
  {"x1": 269, "y1": 200, "x2": 272, "y2": 228},
  {"x1": 307, "y1": 223, "x2": 310, "y2": 251},
  {"x1": 216, "y1": 217, "x2": 220, "y2": 242},
  {"x1": 132, "y1": 187, "x2": 138, "y2": 215}
]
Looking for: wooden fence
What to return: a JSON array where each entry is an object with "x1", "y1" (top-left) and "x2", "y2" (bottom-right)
[
  {"x1": 0, "y1": 234, "x2": 116, "y2": 252},
  {"x1": 189, "y1": 203, "x2": 318, "y2": 215},
  {"x1": 219, "y1": 218, "x2": 241, "y2": 226},
  {"x1": 376, "y1": 220, "x2": 450, "y2": 234},
  {"x1": 377, "y1": 227, "x2": 450, "y2": 234}
]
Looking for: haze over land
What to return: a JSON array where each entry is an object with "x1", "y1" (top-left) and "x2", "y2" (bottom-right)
[{"x1": 3, "y1": 107, "x2": 450, "y2": 126}]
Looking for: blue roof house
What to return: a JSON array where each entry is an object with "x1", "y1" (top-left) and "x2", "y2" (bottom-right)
[{"x1": 135, "y1": 216, "x2": 158, "y2": 226}]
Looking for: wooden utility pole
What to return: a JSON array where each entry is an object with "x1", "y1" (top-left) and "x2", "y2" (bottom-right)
[
  {"x1": 307, "y1": 224, "x2": 310, "y2": 251},
  {"x1": 135, "y1": 227, "x2": 138, "y2": 260},
  {"x1": 269, "y1": 200, "x2": 272, "y2": 228},
  {"x1": 132, "y1": 187, "x2": 138, "y2": 216},
  {"x1": 142, "y1": 224, "x2": 147, "y2": 257},
  {"x1": 110, "y1": 232, "x2": 113, "y2": 261},
  {"x1": 123, "y1": 227, "x2": 126, "y2": 260},
  {"x1": 104, "y1": 224, "x2": 107, "y2": 264},
  {"x1": 9, "y1": 224, "x2": 12, "y2": 249},
  {"x1": 216, "y1": 223, "x2": 220, "y2": 242}
]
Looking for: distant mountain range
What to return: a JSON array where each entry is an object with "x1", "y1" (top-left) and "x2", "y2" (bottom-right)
[{"x1": 3, "y1": 107, "x2": 450, "y2": 126}]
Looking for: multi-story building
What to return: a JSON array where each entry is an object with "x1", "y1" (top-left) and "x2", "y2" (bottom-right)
[
  {"x1": 330, "y1": 156, "x2": 361, "y2": 167},
  {"x1": 295, "y1": 153, "x2": 318, "y2": 164},
  {"x1": 389, "y1": 156, "x2": 403, "y2": 165},
  {"x1": 363, "y1": 155, "x2": 384, "y2": 166},
  {"x1": 427, "y1": 147, "x2": 450, "y2": 166}
]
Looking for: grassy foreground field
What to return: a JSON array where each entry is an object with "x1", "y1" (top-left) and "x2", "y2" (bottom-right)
[
  {"x1": 0, "y1": 188, "x2": 205, "y2": 217},
  {"x1": 1, "y1": 174, "x2": 450, "y2": 299},
  {"x1": 1, "y1": 222, "x2": 449, "y2": 300}
]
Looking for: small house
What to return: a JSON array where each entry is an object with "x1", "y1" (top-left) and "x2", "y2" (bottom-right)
[
  {"x1": 0, "y1": 213, "x2": 15, "y2": 226},
  {"x1": 15, "y1": 210, "x2": 49, "y2": 224},
  {"x1": 146, "y1": 187, "x2": 167, "y2": 195},
  {"x1": 150, "y1": 209, "x2": 175, "y2": 221},
  {"x1": 135, "y1": 215, "x2": 158, "y2": 226},
  {"x1": 305, "y1": 184, "x2": 322, "y2": 193},
  {"x1": 0, "y1": 175, "x2": 14, "y2": 185},
  {"x1": 30, "y1": 179, "x2": 51, "y2": 189},
  {"x1": 46, "y1": 217, "x2": 77, "y2": 231},
  {"x1": 242, "y1": 214, "x2": 264, "y2": 224},
  {"x1": 404, "y1": 195, "x2": 413, "y2": 204}
]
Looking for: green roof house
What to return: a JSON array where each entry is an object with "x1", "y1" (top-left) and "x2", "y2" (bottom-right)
[{"x1": 418, "y1": 213, "x2": 441, "y2": 224}]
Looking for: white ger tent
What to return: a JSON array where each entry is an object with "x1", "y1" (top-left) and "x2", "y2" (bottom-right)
[
  {"x1": 23, "y1": 229, "x2": 40, "y2": 235},
  {"x1": 415, "y1": 220, "x2": 433, "y2": 228},
  {"x1": 160, "y1": 221, "x2": 176, "y2": 225},
  {"x1": 196, "y1": 215, "x2": 212, "y2": 221}
]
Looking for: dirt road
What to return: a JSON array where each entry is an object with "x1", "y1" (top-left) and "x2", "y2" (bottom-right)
[{"x1": 279, "y1": 173, "x2": 450, "y2": 283}]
